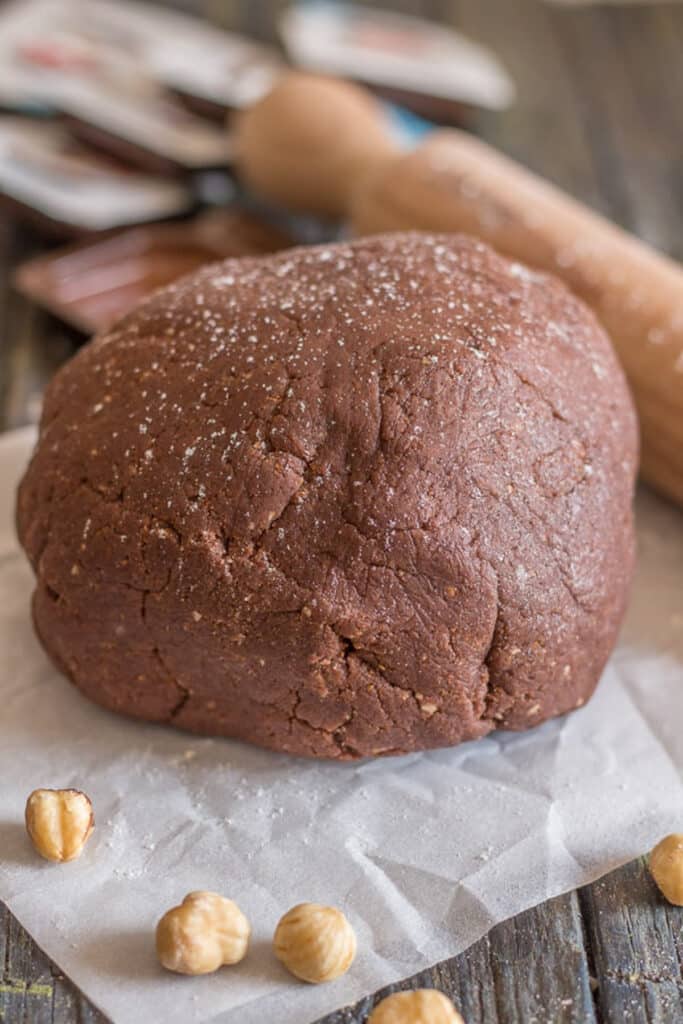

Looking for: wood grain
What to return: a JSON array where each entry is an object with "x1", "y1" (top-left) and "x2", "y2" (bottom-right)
[
  {"x1": 2, "y1": 0, "x2": 682, "y2": 1021},
  {"x1": 580, "y1": 859, "x2": 683, "y2": 1024}
]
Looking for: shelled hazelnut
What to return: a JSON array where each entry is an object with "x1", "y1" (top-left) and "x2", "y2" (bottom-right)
[
  {"x1": 649, "y1": 834, "x2": 683, "y2": 905},
  {"x1": 274, "y1": 902, "x2": 356, "y2": 983},
  {"x1": 368, "y1": 989, "x2": 464, "y2": 1023},
  {"x1": 25, "y1": 788, "x2": 94, "y2": 862},
  {"x1": 156, "y1": 892, "x2": 251, "y2": 975}
]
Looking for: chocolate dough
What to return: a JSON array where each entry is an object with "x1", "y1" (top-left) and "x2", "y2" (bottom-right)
[{"x1": 17, "y1": 233, "x2": 638, "y2": 758}]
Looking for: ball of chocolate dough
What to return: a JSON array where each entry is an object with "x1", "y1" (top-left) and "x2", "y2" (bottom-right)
[
  {"x1": 232, "y1": 71, "x2": 397, "y2": 218},
  {"x1": 17, "y1": 233, "x2": 637, "y2": 759}
]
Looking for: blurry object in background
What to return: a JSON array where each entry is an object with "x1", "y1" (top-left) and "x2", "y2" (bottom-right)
[
  {"x1": 280, "y1": 2, "x2": 514, "y2": 123},
  {"x1": 351, "y1": 129, "x2": 683, "y2": 509},
  {"x1": 0, "y1": 0, "x2": 277, "y2": 172},
  {"x1": 56, "y1": 93, "x2": 231, "y2": 176},
  {"x1": 0, "y1": 0, "x2": 282, "y2": 115},
  {"x1": 0, "y1": 118, "x2": 191, "y2": 235},
  {"x1": 141, "y1": 11, "x2": 283, "y2": 119},
  {"x1": 13, "y1": 209, "x2": 292, "y2": 334},
  {"x1": 233, "y1": 71, "x2": 399, "y2": 219}
]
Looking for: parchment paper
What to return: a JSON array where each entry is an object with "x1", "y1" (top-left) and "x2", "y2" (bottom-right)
[{"x1": 1, "y1": 425, "x2": 682, "y2": 1024}]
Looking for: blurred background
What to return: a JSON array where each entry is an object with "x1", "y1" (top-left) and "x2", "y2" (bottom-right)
[{"x1": 1, "y1": 0, "x2": 681, "y2": 435}]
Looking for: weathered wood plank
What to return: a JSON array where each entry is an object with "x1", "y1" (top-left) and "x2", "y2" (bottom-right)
[
  {"x1": 485, "y1": 891, "x2": 597, "y2": 1023},
  {"x1": 0, "y1": 900, "x2": 109, "y2": 1024},
  {"x1": 318, "y1": 889, "x2": 597, "y2": 1023},
  {"x1": 0, "y1": 218, "x2": 16, "y2": 425},
  {"x1": 454, "y1": 0, "x2": 605, "y2": 211},
  {"x1": 1, "y1": 902, "x2": 60, "y2": 1024},
  {"x1": 0, "y1": 226, "x2": 77, "y2": 434},
  {"x1": 579, "y1": 858, "x2": 683, "y2": 1024},
  {"x1": 551, "y1": 5, "x2": 683, "y2": 254}
]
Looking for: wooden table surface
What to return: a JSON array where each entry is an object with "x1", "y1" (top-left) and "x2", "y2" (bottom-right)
[{"x1": 2, "y1": 1, "x2": 683, "y2": 1021}]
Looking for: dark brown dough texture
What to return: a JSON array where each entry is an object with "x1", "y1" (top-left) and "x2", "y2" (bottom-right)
[{"x1": 17, "y1": 233, "x2": 638, "y2": 759}]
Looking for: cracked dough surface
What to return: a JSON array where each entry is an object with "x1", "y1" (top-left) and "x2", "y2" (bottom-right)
[{"x1": 17, "y1": 233, "x2": 637, "y2": 759}]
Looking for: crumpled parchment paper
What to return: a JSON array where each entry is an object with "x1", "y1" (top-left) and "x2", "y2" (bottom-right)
[{"x1": 1, "y1": 425, "x2": 682, "y2": 1024}]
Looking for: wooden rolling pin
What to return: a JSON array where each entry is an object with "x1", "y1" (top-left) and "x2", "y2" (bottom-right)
[
  {"x1": 350, "y1": 130, "x2": 683, "y2": 507},
  {"x1": 232, "y1": 71, "x2": 397, "y2": 218},
  {"x1": 235, "y1": 75, "x2": 683, "y2": 506}
]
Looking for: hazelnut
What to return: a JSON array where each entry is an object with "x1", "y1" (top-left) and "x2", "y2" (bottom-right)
[
  {"x1": 368, "y1": 989, "x2": 464, "y2": 1024},
  {"x1": 273, "y1": 902, "x2": 356, "y2": 983},
  {"x1": 649, "y1": 833, "x2": 683, "y2": 905},
  {"x1": 25, "y1": 788, "x2": 94, "y2": 862},
  {"x1": 156, "y1": 891, "x2": 250, "y2": 975}
]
